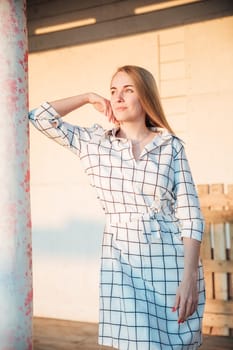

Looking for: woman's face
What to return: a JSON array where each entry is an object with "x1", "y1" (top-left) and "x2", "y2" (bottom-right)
[{"x1": 110, "y1": 71, "x2": 145, "y2": 123}]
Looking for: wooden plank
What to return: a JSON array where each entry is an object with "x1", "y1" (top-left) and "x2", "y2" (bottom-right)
[
  {"x1": 201, "y1": 209, "x2": 233, "y2": 223},
  {"x1": 229, "y1": 221, "x2": 233, "y2": 336},
  {"x1": 227, "y1": 184, "x2": 233, "y2": 335},
  {"x1": 201, "y1": 223, "x2": 211, "y2": 260},
  {"x1": 203, "y1": 259, "x2": 233, "y2": 273},
  {"x1": 197, "y1": 184, "x2": 209, "y2": 196},
  {"x1": 204, "y1": 298, "x2": 233, "y2": 332},
  {"x1": 199, "y1": 193, "x2": 233, "y2": 208},
  {"x1": 228, "y1": 184, "x2": 233, "y2": 208},
  {"x1": 199, "y1": 184, "x2": 212, "y2": 334},
  {"x1": 210, "y1": 184, "x2": 229, "y2": 335},
  {"x1": 203, "y1": 313, "x2": 233, "y2": 328},
  {"x1": 205, "y1": 299, "x2": 233, "y2": 314}
]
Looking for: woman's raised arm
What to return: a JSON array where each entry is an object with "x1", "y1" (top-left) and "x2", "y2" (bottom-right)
[
  {"x1": 49, "y1": 92, "x2": 115, "y2": 122},
  {"x1": 29, "y1": 92, "x2": 116, "y2": 156}
]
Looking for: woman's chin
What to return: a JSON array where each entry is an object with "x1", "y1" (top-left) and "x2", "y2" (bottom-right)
[{"x1": 114, "y1": 116, "x2": 134, "y2": 123}]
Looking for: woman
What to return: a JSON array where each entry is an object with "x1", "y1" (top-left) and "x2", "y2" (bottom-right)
[{"x1": 29, "y1": 65, "x2": 205, "y2": 349}]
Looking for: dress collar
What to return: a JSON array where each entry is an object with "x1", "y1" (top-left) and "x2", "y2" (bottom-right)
[{"x1": 103, "y1": 126, "x2": 175, "y2": 144}]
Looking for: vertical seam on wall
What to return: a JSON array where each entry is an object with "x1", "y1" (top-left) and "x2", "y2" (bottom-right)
[{"x1": 157, "y1": 33, "x2": 161, "y2": 92}]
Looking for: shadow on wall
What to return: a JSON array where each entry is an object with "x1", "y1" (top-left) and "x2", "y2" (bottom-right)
[{"x1": 32, "y1": 218, "x2": 104, "y2": 259}]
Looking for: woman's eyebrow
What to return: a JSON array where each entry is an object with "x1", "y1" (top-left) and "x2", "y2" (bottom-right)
[{"x1": 110, "y1": 84, "x2": 134, "y2": 90}]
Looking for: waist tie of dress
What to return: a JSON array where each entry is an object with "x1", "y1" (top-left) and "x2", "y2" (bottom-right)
[{"x1": 105, "y1": 209, "x2": 176, "y2": 243}]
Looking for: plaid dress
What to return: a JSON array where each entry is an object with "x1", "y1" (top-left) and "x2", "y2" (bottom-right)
[{"x1": 29, "y1": 102, "x2": 205, "y2": 350}]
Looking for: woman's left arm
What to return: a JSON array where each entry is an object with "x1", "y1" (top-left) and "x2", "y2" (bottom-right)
[
  {"x1": 172, "y1": 140, "x2": 204, "y2": 323},
  {"x1": 173, "y1": 237, "x2": 201, "y2": 323}
]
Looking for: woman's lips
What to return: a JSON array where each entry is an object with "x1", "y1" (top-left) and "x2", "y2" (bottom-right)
[{"x1": 115, "y1": 106, "x2": 127, "y2": 111}]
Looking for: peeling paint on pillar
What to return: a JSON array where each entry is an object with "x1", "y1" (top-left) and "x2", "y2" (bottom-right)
[{"x1": 0, "y1": 0, "x2": 32, "y2": 349}]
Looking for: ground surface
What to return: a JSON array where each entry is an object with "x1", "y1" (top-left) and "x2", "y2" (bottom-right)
[{"x1": 34, "y1": 318, "x2": 233, "y2": 350}]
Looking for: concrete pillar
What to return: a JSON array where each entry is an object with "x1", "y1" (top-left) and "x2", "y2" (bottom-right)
[{"x1": 0, "y1": 0, "x2": 32, "y2": 349}]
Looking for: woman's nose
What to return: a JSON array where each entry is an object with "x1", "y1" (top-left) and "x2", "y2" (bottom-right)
[{"x1": 115, "y1": 91, "x2": 124, "y2": 101}]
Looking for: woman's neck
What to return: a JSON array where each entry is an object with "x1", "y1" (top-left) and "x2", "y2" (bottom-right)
[
  {"x1": 117, "y1": 121, "x2": 159, "y2": 161},
  {"x1": 117, "y1": 121, "x2": 151, "y2": 142}
]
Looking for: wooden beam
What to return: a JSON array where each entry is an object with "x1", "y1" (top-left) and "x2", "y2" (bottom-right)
[
  {"x1": 28, "y1": 0, "x2": 233, "y2": 52},
  {"x1": 200, "y1": 193, "x2": 233, "y2": 208},
  {"x1": 205, "y1": 299, "x2": 233, "y2": 314},
  {"x1": 27, "y1": 0, "x2": 135, "y2": 20},
  {"x1": 203, "y1": 259, "x2": 233, "y2": 273},
  {"x1": 27, "y1": 0, "x2": 158, "y2": 22},
  {"x1": 203, "y1": 313, "x2": 233, "y2": 328},
  {"x1": 201, "y1": 209, "x2": 233, "y2": 223}
]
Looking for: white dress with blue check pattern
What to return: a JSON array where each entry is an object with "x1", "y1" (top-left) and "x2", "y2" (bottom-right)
[{"x1": 29, "y1": 102, "x2": 205, "y2": 350}]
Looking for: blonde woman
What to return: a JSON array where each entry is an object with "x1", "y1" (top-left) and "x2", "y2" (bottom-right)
[{"x1": 29, "y1": 65, "x2": 205, "y2": 349}]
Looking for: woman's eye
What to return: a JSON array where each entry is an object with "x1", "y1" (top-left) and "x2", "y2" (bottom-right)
[{"x1": 125, "y1": 88, "x2": 133, "y2": 93}]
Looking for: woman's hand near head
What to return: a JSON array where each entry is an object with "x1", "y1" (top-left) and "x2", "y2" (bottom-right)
[
  {"x1": 88, "y1": 92, "x2": 117, "y2": 124},
  {"x1": 49, "y1": 93, "x2": 117, "y2": 124}
]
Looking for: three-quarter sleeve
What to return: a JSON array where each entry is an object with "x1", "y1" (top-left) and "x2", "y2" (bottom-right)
[
  {"x1": 173, "y1": 142, "x2": 204, "y2": 242},
  {"x1": 29, "y1": 102, "x2": 103, "y2": 157}
]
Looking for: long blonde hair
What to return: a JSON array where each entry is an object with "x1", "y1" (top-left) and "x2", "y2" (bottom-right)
[{"x1": 112, "y1": 65, "x2": 175, "y2": 134}]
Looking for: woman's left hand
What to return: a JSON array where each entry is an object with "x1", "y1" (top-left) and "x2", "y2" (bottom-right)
[
  {"x1": 173, "y1": 273, "x2": 199, "y2": 324},
  {"x1": 88, "y1": 92, "x2": 118, "y2": 124}
]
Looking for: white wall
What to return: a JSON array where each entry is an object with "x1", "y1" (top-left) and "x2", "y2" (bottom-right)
[
  {"x1": 158, "y1": 17, "x2": 233, "y2": 184},
  {"x1": 29, "y1": 16, "x2": 233, "y2": 322}
]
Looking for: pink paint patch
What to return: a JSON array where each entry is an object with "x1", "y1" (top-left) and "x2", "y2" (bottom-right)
[
  {"x1": 26, "y1": 242, "x2": 32, "y2": 270},
  {"x1": 27, "y1": 336, "x2": 33, "y2": 350},
  {"x1": 20, "y1": 169, "x2": 30, "y2": 192},
  {"x1": 3, "y1": 78, "x2": 17, "y2": 94},
  {"x1": 24, "y1": 289, "x2": 33, "y2": 306},
  {"x1": 24, "y1": 288, "x2": 33, "y2": 316},
  {"x1": 18, "y1": 40, "x2": 24, "y2": 49},
  {"x1": 27, "y1": 217, "x2": 32, "y2": 229},
  {"x1": 24, "y1": 169, "x2": 30, "y2": 183},
  {"x1": 19, "y1": 50, "x2": 28, "y2": 73}
]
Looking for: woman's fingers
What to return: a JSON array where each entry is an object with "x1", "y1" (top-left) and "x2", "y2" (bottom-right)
[
  {"x1": 91, "y1": 96, "x2": 117, "y2": 124},
  {"x1": 89, "y1": 93, "x2": 118, "y2": 124},
  {"x1": 180, "y1": 300, "x2": 191, "y2": 323},
  {"x1": 172, "y1": 291, "x2": 180, "y2": 313},
  {"x1": 178, "y1": 300, "x2": 186, "y2": 323},
  {"x1": 90, "y1": 94, "x2": 108, "y2": 113},
  {"x1": 174, "y1": 282, "x2": 198, "y2": 323},
  {"x1": 179, "y1": 300, "x2": 197, "y2": 323},
  {"x1": 105, "y1": 100, "x2": 118, "y2": 124}
]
